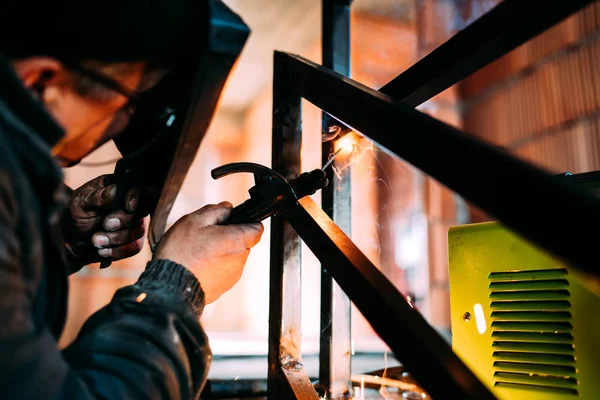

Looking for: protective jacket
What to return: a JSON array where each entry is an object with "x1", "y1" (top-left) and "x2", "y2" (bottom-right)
[{"x1": 0, "y1": 58, "x2": 211, "y2": 400}]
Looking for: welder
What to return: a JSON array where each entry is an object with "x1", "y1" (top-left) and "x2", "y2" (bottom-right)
[{"x1": 0, "y1": 1, "x2": 264, "y2": 399}]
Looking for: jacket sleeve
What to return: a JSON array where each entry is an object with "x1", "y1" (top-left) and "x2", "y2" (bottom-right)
[{"x1": 0, "y1": 173, "x2": 212, "y2": 399}]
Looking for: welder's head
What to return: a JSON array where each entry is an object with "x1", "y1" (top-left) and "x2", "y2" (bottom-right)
[
  {"x1": 11, "y1": 59, "x2": 168, "y2": 166},
  {"x1": 0, "y1": 0, "x2": 209, "y2": 167}
]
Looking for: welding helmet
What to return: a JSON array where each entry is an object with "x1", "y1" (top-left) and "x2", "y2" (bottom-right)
[
  {"x1": 112, "y1": 0, "x2": 250, "y2": 249},
  {"x1": 0, "y1": 0, "x2": 211, "y2": 163},
  {"x1": 0, "y1": 0, "x2": 250, "y2": 247},
  {"x1": 84, "y1": 0, "x2": 249, "y2": 249}
]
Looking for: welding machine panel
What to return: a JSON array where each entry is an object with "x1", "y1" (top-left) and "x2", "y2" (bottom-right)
[{"x1": 448, "y1": 221, "x2": 599, "y2": 399}]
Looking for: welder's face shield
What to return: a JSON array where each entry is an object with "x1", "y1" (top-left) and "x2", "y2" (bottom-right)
[
  {"x1": 56, "y1": 0, "x2": 250, "y2": 249},
  {"x1": 109, "y1": 61, "x2": 196, "y2": 159},
  {"x1": 94, "y1": 71, "x2": 175, "y2": 154},
  {"x1": 111, "y1": 0, "x2": 251, "y2": 250},
  {"x1": 52, "y1": 63, "x2": 172, "y2": 167}
]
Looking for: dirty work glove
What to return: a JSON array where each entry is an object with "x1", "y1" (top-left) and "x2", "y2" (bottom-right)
[
  {"x1": 63, "y1": 174, "x2": 148, "y2": 273},
  {"x1": 153, "y1": 202, "x2": 264, "y2": 304}
]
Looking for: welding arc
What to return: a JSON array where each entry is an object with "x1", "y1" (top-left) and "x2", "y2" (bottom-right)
[{"x1": 322, "y1": 147, "x2": 344, "y2": 171}]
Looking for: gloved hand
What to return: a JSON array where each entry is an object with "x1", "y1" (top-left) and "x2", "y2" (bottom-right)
[
  {"x1": 153, "y1": 202, "x2": 264, "y2": 304},
  {"x1": 63, "y1": 175, "x2": 148, "y2": 271}
]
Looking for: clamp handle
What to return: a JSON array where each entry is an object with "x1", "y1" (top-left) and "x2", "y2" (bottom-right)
[
  {"x1": 210, "y1": 163, "x2": 328, "y2": 225},
  {"x1": 211, "y1": 162, "x2": 288, "y2": 185},
  {"x1": 210, "y1": 162, "x2": 295, "y2": 225}
]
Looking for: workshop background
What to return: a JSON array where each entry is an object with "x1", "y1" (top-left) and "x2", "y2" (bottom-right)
[{"x1": 59, "y1": 0, "x2": 600, "y2": 380}]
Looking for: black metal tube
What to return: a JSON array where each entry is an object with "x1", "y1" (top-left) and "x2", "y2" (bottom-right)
[
  {"x1": 277, "y1": 51, "x2": 600, "y2": 286},
  {"x1": 320, "y1": 0, "x2": 352, "y2": 397},
  {"x1": 286, "y1": 197, "x2": 497, "y2": 399},
  {"x1": 320, "y1": 0, "x2": 595, "y2": 143},
  {"x1": 379, "y1": 0, "x2": 595, "y2": 106},
  {"x1": 268, "y1": 53, "x2": 304, "y2": 399}
]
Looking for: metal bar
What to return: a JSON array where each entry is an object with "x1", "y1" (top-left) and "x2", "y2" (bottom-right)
[
  {"x1": 379, "y1": 0, "x2": 595, "y2": 106},
  {"x1": 319, "y1": 0, "x2": 352, "y2": 397},
  {"x1": 286, "y1": 197, "x2": 496, "y2": 399},
  {"x1": 556, "y1": 170, "x2": 600, "y2": 190},
  {"x1": 277, "y1": 51, "x2": 600, "y2": 286},
  {"x1": 322, "y1": 0, "x2": 593, "y2": 134},
  {"x1": 268, "y1": 53, "x2": 307, "y2": 399},
  {"x1": 281, "y1": 369, "x2": 321, "y2": 400}
]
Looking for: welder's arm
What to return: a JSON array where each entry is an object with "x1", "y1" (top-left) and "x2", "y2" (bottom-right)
[
  {"x1": 62, "y1": 260, "x2": 211, "y2": 398},
  {"x1": 0, "y1": 177, "x2": 210, "y2": 399}
]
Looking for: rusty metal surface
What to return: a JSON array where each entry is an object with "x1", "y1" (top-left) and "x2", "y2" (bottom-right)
[{"x1": 281, "y1": 368, "x2": 321, "y2": 400}]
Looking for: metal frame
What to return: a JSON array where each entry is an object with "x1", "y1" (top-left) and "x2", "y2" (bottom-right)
[
  {"x1": 319, "y1": 0, "x2": 352, "y2": 397},
  {"x1": 380, "y1": 0, "x2": 595, "y2": 105},
  {"x1": 267, "y1": 0, "x2": 599, "y2": 399}
]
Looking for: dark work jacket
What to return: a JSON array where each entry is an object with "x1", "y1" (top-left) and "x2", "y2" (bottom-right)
[{"x1": 0, "y1": 59, "x2": 211, "y2": 399}]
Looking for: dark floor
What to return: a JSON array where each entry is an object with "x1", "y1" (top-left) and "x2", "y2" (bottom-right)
[
  {"x1": 208, "y1": 352, "x2": 401, "y2": 380},
  {"x1": 203, "y1": 353, "x2": 430, "y2": 399}
]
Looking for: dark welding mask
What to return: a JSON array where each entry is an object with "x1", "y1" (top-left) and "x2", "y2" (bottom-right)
[
  {"x1": 0, "y1": 0, "x2": 248, "y2": 249},
  {"x1": 49, "y1": 63, "x2": 170, "y2": 166},
  {"x1": 107, "y1": 0, "x2": 250, "y2": 250}
]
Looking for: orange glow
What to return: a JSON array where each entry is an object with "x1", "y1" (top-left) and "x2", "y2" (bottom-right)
[{"x1": 336, "y1": 134, "x2": 356, "y2": 154}]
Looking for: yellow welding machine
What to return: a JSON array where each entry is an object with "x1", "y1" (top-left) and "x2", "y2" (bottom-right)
[{"x1": 448, "y1": 221, "x2": 599, "y2": 399}]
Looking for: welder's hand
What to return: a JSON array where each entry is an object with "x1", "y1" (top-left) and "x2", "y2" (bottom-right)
[
  {"x1": 63, "y1": 175, "x2": 148, "y2": 270},
  {"x1": 153, "y1": 202, "x2": 264, "y2": 304}
]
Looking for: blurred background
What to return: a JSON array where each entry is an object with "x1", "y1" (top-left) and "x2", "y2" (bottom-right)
[{"x1": 59, "y1": 0, "x2": 600, "y2": 384}]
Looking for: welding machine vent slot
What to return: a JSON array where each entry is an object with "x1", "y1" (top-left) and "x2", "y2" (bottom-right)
[
  {"x1": 490, "y1": 311, "x2": 571, "y2": 321},
  {"x1": 492, "y1": 341, "x2": 574, "y2": 354},
  {"x1": 493, "y1": 351, "x2": 575, "y2": 365},
  {"x1": 492, "y1": 331, "x2": 573, "y2": 343},
  {"x1": 489, "y1": 279, "x2": 568, "y2": 290},
  {"x1": 489, "y1": 268, "x2": 578, "y2": 395},
  {"x1": 489, "y1": 269, "x2": 568, "y2": 280},
  {"x1": 491, "y1": 321, "x2": 572, "y2": 331},
  {"x1": 490, "y1": 290, "x2": 569, "y2": 300},
  {"x1": 490, "y1": 300, "x2": 570, "y2": 310}
]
